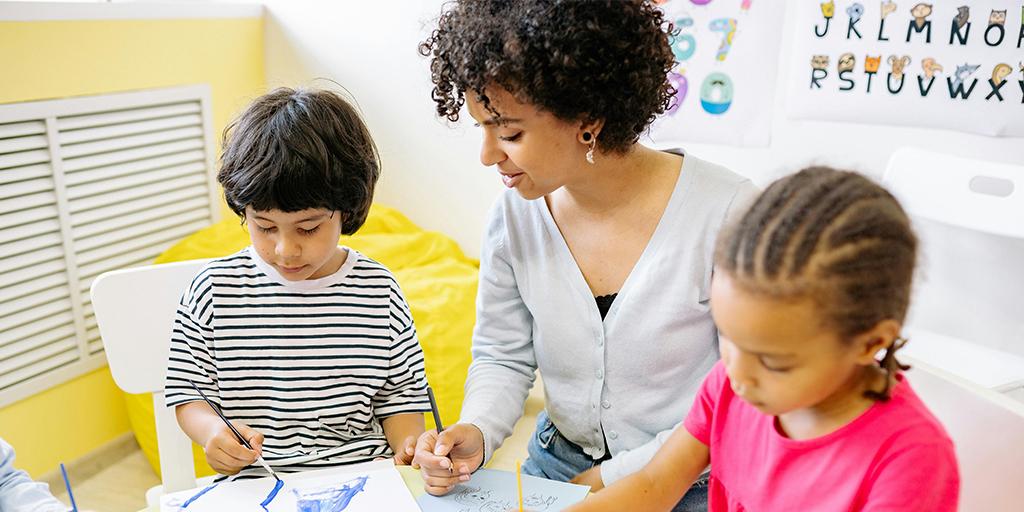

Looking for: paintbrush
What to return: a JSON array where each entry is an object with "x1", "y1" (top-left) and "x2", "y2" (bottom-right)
[
  {"x1": 426, "y1": 386, "x2": 455, "y2": 475},
  {"x1": 188, "y1": 380, "x2": 281, "y2": 482}
]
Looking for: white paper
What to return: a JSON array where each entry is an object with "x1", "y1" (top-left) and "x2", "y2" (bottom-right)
[
  {"x1": 416, "y1": 468, "x2": 590, "y2": 512},
  {"x1": 160, "y1": 460, "x2": 420, "y2": 512}
]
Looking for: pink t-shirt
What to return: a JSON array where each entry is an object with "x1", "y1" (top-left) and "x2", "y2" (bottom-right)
[{"x1": 684, "y1": 363, "x2": 959, "y2": 511}]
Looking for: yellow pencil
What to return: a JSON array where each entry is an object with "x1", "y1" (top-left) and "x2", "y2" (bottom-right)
[{"x1": 516, "y1": 459, "x2": 523, "y2": 512}]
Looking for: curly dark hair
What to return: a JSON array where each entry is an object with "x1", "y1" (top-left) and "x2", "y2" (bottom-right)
[
  {"x1": 217, "y1": 87, "x2": 380, "y2": 235},
  {"x1": 419, "y1": 0, "x2": 676, "y2": 154}
]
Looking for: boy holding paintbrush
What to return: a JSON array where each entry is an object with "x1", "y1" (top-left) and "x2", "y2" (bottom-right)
[{"x1": 164, "y1": 87, "x2": 431, "y2": 479}]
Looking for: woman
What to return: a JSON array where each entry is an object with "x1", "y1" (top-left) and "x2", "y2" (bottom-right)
[{"x1": 413, "y1": 2, "x2": 757, "y2": 510}]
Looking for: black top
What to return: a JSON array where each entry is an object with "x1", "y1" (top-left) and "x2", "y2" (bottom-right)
[{"x1": 595, "y1": 293, "x2": 618, "y2": 319}]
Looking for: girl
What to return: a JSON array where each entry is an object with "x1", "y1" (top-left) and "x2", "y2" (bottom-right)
[
  {"x1": 568, "y1": 167, "x2": 960, "y2": 511},
  {"x1": 413, "y1": 1, "x2": 756, "y2": 510}
]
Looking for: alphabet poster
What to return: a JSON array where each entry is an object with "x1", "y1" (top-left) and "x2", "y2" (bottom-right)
[
  {"x1": 646, "y1": 0, "x2": 785, "y2": 147},
  {"x1": 788, "y1": 1, "x2": 1024, "y2": 137}
]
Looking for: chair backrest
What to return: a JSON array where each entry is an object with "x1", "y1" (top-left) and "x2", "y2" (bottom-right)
[
  {"x1": 91, "y1": 259, "x2": 211, "y2": 496},
  {"x1": 885, "y1": 149, "x2": 1024, "y2": 509},
  {"x1": 883, "y1": 148, "x2": 1024, "y2": 356},
  {"x1": 906, "y1": 358, "x2": 1024, "y2": 511}
]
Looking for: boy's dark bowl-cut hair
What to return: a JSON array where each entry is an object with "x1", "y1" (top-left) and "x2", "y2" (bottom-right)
[{"x1": 217, "y1": 87, "x2": 380, "y2": 235}]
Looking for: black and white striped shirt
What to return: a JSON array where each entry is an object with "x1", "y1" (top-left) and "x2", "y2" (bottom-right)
[{"x1": 164, "y1": 247, "x2": 430, "y2": 478}]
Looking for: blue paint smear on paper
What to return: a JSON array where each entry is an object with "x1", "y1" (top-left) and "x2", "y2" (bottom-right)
[
  {"x1": 293, "y1": 475, "x2": 368, "y2": 512},
  {"x1": 178, "y1": 482, "x2": 219, "y2": 509},
  {"x1": 260, "y1": 479, "x2": 285, "y2": 512}
]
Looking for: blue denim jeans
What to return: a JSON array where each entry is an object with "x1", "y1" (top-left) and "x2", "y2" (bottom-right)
[{"x1": 521, "y1": 410, "x2": 708, "y2": 512}]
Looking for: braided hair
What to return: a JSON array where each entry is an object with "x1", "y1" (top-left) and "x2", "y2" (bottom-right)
[{"x1": 716, "y1": 167, "x2": 917, "y2": 401}]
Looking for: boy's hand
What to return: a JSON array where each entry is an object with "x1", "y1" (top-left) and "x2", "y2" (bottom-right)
[
  {"x1": 570, "y1": 465, "x2": 605, "y2": 491},
  {"x1": 203, "y1": 421, "x2": 263, "y2": 475},
  {"x1": 393, "y1": 435, "x2": 417, "y2": 465},
  {"x1": 413, "y1": 424, "x2": 485, "y2": 496}
]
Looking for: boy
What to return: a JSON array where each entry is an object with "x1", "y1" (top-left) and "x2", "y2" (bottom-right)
[{"x1": 164, "y1": 87, "x2": 430, "y2": 478}]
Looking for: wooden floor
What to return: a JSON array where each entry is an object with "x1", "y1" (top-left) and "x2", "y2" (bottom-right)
[
  {"x1": 47, "y1": 379, "x2": 544, "y2": 511},
  {"x1": 50, "y1": 449, "x2": 159, "y2": 512}
]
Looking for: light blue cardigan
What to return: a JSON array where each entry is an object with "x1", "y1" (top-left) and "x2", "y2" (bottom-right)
[{"x1": 459, "y1": 150, "x2": 758, "y2": 484}]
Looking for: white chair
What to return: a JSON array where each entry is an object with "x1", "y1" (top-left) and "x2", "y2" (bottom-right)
[
  {"x1": 884, "y1": 149, "x2": 1024, "y2": 508},
  {"x1": 91, "y1": 259, "x2": 212, "y2": 506},
  {"x1": 904, "y1": 358, "x2": 1024, "y2": 511},
  {"x1": 882, "y1": 148, "x2": 1024, "y2": 398}
]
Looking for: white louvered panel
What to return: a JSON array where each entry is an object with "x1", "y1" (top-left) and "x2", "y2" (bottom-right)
[
  {"x1": 73, "y1": 208, "x2": 209, "y2": 254},
  {"x1": 63, "y1": 149, "x2": 204, "y2": 187},
  {"x1": 70, "y1": 185, "x2": 208, "y2": 227},
  {"x1": 0, "y1": 148, "x2": 49, "y2": 170},
  {"x1": 72, "y1": 196, "x2": 208, "y2": 241},
  {"x1": 0, "y1": 324, "x2": 76, "y2": 362},
  {"x1": 0, "y1": 256, "x2": 65, "y2": 291},
  {"x1": 66, "y1": 161, "x2": 205, "y2": 201},
  {"x1": 0, "y1": 310, "x2": 74, "y2": 349},
  {"x1": 0, "y1": 84, "x2": 216, "y2": 407},
  {"x1": 61, "y1": 138, "x2": 204, "y2": 174},
  {"x1": 57, "y1": 102, "x2": 200, "y2": 131},
  {"x1": 87, "y1": 335, "x2": 103, "y2": 355},
  {"x1": 67, "y1": 173, "x2": 206, "y2": 214},
  {"x1": 0, "y1": 286, "x2": 69, "y2": 319},
  {"x1": 0, "y1": 120, "x2": 45, "y2": 139},
  {"x1": 0, "y1": 230, "x2": 62, "y2": 261},
  {"x1": 84, "y1": 313, "x2": 102, "y2": 354},
  {"x1": 0, "y1": 342, "x2": 78, "y2": 391},
  {"x1": 0, "y1": 205, "x2": 59, "y2": 231},
  {"x1": 0, "y1": 244, "x2": 65, "y2": 276},
  {"x1": 0, "y1": 190, "x2": 57, "y2": 213},
  {"x1": 76, "y1": 246, "x2": 177, "y2": 292},
  {"x1": 0, "y1": 297, "x2": 73, "y2": 334},
  {"x1": 76, "y1": 219, "x2": 207, "y2": 268},
  {"x1": 1, "y1": 272, "x2": 68, "y2": 305},
  {"x1": 0, "y1": 177, "x2": 55, "y2": 200},
  {"x1": 0, "y1": 163, "x2": 53, "y2": 186},
  {"x1": 0, "y1": 218, "x2": 61, "y2": 243},
  {"x1": 0, "y1": 336, "x2": 76, "y2": 373},
  {"x1": 60, "y1": 126, "x2": 203, "y2": 160},
  {"x1": 78, "y1": 254, "x2": 164, "y2": 297},
  {"x1": 0, "y1": 135, "x2": 48, "y2": 154},
  {"x1": 59, "y1": 113, "x2": 202, "y2": 145},
  {"x1": 75, "y1": 250, "x2": 173, "y2": 296}
]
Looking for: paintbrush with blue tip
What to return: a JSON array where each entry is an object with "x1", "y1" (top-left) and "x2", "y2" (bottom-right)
[{"x1": 188, "y1": 380, "x2": 281, "y2": 482}]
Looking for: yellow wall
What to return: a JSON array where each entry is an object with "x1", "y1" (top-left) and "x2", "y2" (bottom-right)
[
  {"x1": 0, "y1": 16, "x2": 265, "y2": 477},
  {"x1": 0, "y1": 368, "x2": 129, "y2": 477}
]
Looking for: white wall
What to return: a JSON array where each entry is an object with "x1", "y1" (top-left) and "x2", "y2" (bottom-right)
[{"x1": 259, "y1": 0, "x2": 1024, "y2": 257}]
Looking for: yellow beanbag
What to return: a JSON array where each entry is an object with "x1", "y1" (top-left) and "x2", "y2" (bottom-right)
[{"x1": 126, "y1": 204, "x2": 478, "y2": 478}]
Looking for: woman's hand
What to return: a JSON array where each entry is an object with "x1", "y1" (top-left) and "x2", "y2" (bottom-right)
[{"x1": 412, "y1": 423, "x2": 486, "y2": 495}]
